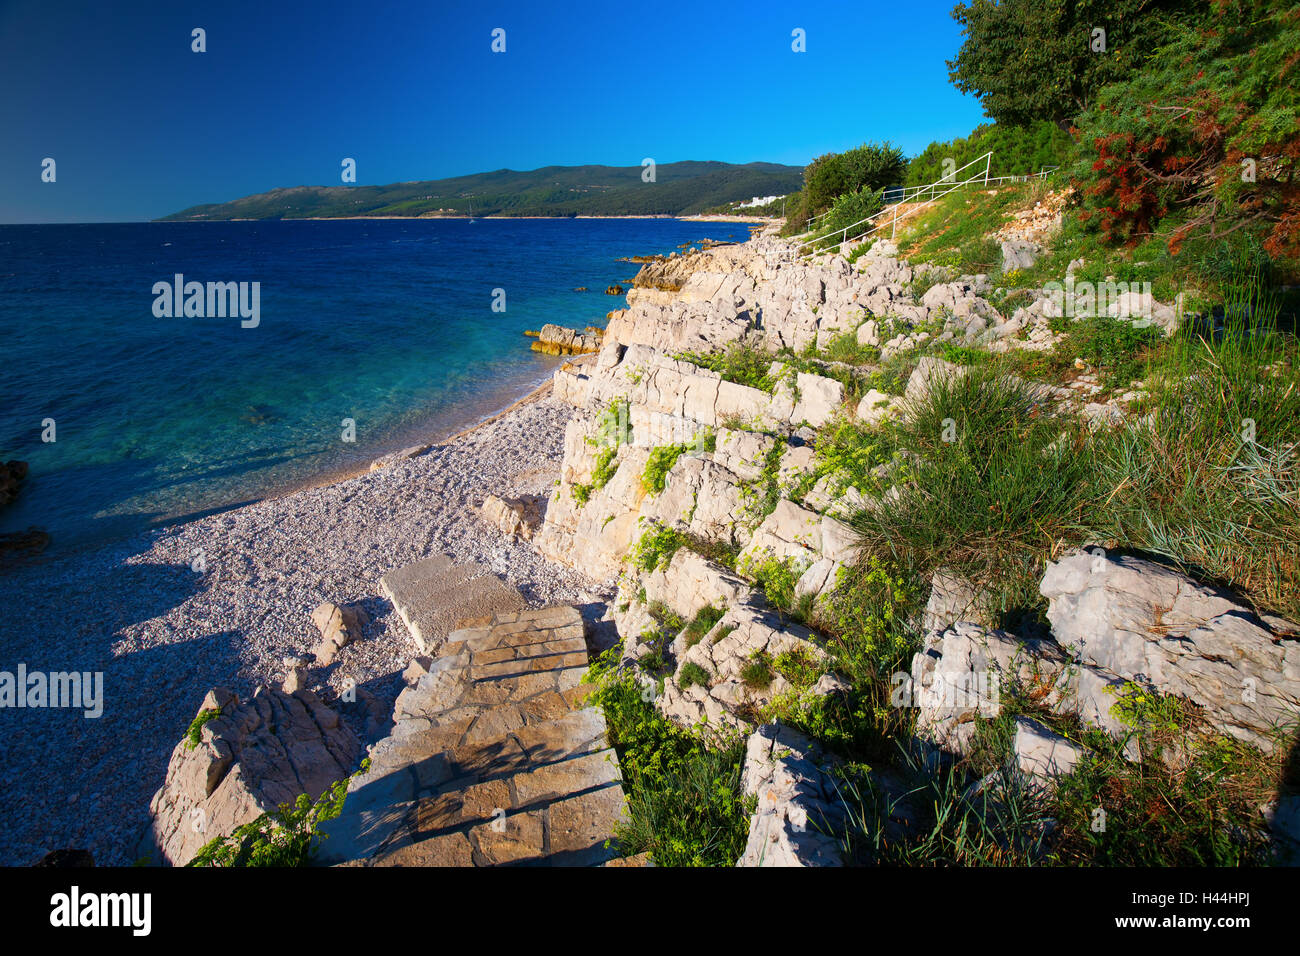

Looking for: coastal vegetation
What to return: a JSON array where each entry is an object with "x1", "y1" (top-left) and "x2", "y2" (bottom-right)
[
  {"x1": 585, "y1": 652, "x2": 752, "y2": 867},
  {"x1": 124, "y1": 0, "x2": 1299, "y2": 872},
  {"x1": 573, "y1": 0, "x2": 1299, "y2": 868}
]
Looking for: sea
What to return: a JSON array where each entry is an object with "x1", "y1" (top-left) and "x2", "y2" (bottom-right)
[{"x1": 0, "y1": 217, "x2": 750, "y2": 552}]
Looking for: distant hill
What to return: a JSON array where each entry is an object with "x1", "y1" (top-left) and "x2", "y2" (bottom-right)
[{"x1": 159, "y1": 161, "x2": 804, "y2": 221}]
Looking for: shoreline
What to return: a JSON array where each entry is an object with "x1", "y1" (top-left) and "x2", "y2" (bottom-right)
[
  {"x1": 0, "y1": 221, "x2": 723, "y2": 866},
  {"x1": 274, "y1": 371, "x2": 566, "y2": 499},
  {"x1": 0, "y1": 367, "x2": 601, "y2": 866},
  {"x1": 0, "y1": 364, "x2": 568, "y2": 566}
]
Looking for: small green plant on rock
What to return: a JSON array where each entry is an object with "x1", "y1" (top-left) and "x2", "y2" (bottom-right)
[
  {"x1": 188, "y1": 759, "x2": 370, "y2": 867},
  {"x1": 683, "y1": 604, "x2": 726, "y2": 648},
  {"x1": 642, "y1": 443, "x2": 689, "y2": 494},
  {"x1": 740, "y1": 650, "x2": 775, "y2": 690},
  {"x1": 631, "y1": 523, "x2": 687, "y2": 573},
  {"x1": 675, "y1": 341, "x2": 776, "y2": 392},
  {"x1": 679, "y1": 661, "x2": 711, "y2": 689},
  {"x1": 184, "y1": 707, "x2": 222, "y2": 751},
  {"x1": 738, "y1": 551, "x2": 805, "y2": 614}
]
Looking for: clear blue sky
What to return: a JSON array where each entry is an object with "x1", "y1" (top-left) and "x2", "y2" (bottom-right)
[{"x1": 0, "y1": 0, "x2": 986, "y2": 223}]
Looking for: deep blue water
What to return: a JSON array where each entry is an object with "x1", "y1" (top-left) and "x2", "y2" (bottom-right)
[{"x1": 0, "y1": 218, "x2": 750, "y2": 551}]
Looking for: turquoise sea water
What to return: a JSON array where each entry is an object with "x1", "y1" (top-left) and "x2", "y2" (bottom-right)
[{"x1": 0, "y1": 218, "x2": 749, "y2": 551}]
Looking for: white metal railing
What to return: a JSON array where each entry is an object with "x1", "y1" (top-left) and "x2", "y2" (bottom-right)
[
  {"x1": 796, "y1": 152, "x2": 992, "y2": 236},
  {"x1": 794, "y1": 151, "x2": 992, "y2": 256},
  {"x1": 793, "y1": 157, "x2": 1061, "y2": 257}
]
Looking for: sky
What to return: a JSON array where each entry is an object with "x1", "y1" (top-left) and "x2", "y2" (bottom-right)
[{"x1": 0, "y1": 0, "x2": 988, "y2": 223}]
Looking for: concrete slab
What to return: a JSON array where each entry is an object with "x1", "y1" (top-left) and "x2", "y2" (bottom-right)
[{"x1": 379, "y1": 554, "x2": 527, "y2": 652}]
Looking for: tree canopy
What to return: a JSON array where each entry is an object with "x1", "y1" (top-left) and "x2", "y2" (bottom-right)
[{"x1": 946, "y1": 0, "x2": 1197, "y2": 128}]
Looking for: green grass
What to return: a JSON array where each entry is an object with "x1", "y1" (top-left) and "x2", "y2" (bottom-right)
[
  {"x1": 1080, "y1": 312, "x2": 1300, "y2": 619},
  {"x1": 740, "y1": 650, "x2": 774, "y2": 690},
  {"x1": 1062, "y1": 315, "x2": 1164, "y2": 391},
  {"x1": 896, "y1": 182, "x2": 1043, "y2": 276},
  {"x1": 817, "y1": 327, "x2": 881, "y2": 366},
  {"x1": 679, "y1": 661, "x2": 711, "y2": 689},
  {"x1": 683, "y1": 604, "x2": 725, "y2": 648},
  {"x1": 851, "y1": 363, "x2": 1092, "y2": 615}
]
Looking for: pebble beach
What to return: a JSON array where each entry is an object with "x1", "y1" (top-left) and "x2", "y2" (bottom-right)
[{"x1": 0, "y1": 386, "x2": 598, "y2": 866}]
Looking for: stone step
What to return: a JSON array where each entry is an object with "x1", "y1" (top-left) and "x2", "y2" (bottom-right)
[
  {"x1": 371, "y1": 747, "x2": 624, "y2": 866},
  {"x1": 379, "y1": 554, "x2": 528, "y2": 653},
  {"x1": 316, "y1": 605, "x2": 627, "y2": 866}
]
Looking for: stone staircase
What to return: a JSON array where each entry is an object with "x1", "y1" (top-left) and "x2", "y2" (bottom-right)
[{"x1": 316, "y1": 606, "x2": 626, "y2": 866}]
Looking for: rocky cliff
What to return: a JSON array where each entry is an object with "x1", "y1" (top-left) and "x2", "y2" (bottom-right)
[{"x1": 512, "y1": 226, "x2": 1298, "y2": 865}]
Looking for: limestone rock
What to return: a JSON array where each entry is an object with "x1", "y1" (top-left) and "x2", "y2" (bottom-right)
[
  {"x1": 1041, "y1": 551, "x2": 1300, "y2": 750},
  {"x1": 317, "y1": 607, "x2": 626, "y2": 867},
  {"x1": 737, "y1": 724, "x2": 845, "y2": 867},
  {"x1": 855, "y1": 388, "x2": 900, "y2": 426},
  {"x1": 922, "y1": 569, "x2": 993, "y2": 632},
  {"x1": 907, "y1": 622, "x2": 1070, "y2": 755},
  {"x1": 140, "y1": 686, "x2": 360, "y2": 866},
  {"x1": 531, "y1": 323, "x2": 602, "y2": 356},
  {"x1": 310, "y1": 601, "x2": 368, "y2": 666},
  {"x1": 1000, "y1": 240, "x2": 1042, "y2": 272},
  {"x1": 1013, "y1": 717, "x2": 1089, "y2": 783},
  {"x1": 480, "y1": 493, "x2": 544, "y2": 541}
]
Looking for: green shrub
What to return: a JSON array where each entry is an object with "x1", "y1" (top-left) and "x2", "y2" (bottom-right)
[
  {"x1": 820, "y1": 558, "x2": 918, "y2": 691},
  {"x1": 738, "y1": 552, "x2": 804, "y2": 613},
  {"x1": 184, "y1": 708, "x2": 222, "y2": 750},
  {"x1": 814, "y1": 187, "x2": 884, "y2": 244},
  {"x1": 811, "y1": 419, "x2": 897, "y2": 497},
  {"x1": 592, "y1": 398, "x2": 632, "y2": 448},
  {"x1": 642, "y1": 443, "x2": 689, "y2": 494},
  {"x1": 591, "y1": 446, "x2": 619, "y2": 489},
  {"x1": 631, "y1": 523, "x2": 687, "y2": 573},
  {"x1": 676, "y1": 341, "x2": 775, "y2": 392},
  {"x1": 587, "y1": 659, "x2": 751, "y2": 866},
  {"x1": 801, "y1": 142, "x2": 906, "y2": 219},
  {"x1": 905, "y1": 121, "x2": 1073, "y2": 188},
  {"x1": 755, "y1": 442, "x2": 786, "y2": 518},
  {"x1": 773, "y1": 646, "x2": 822, "y2": 689}
]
